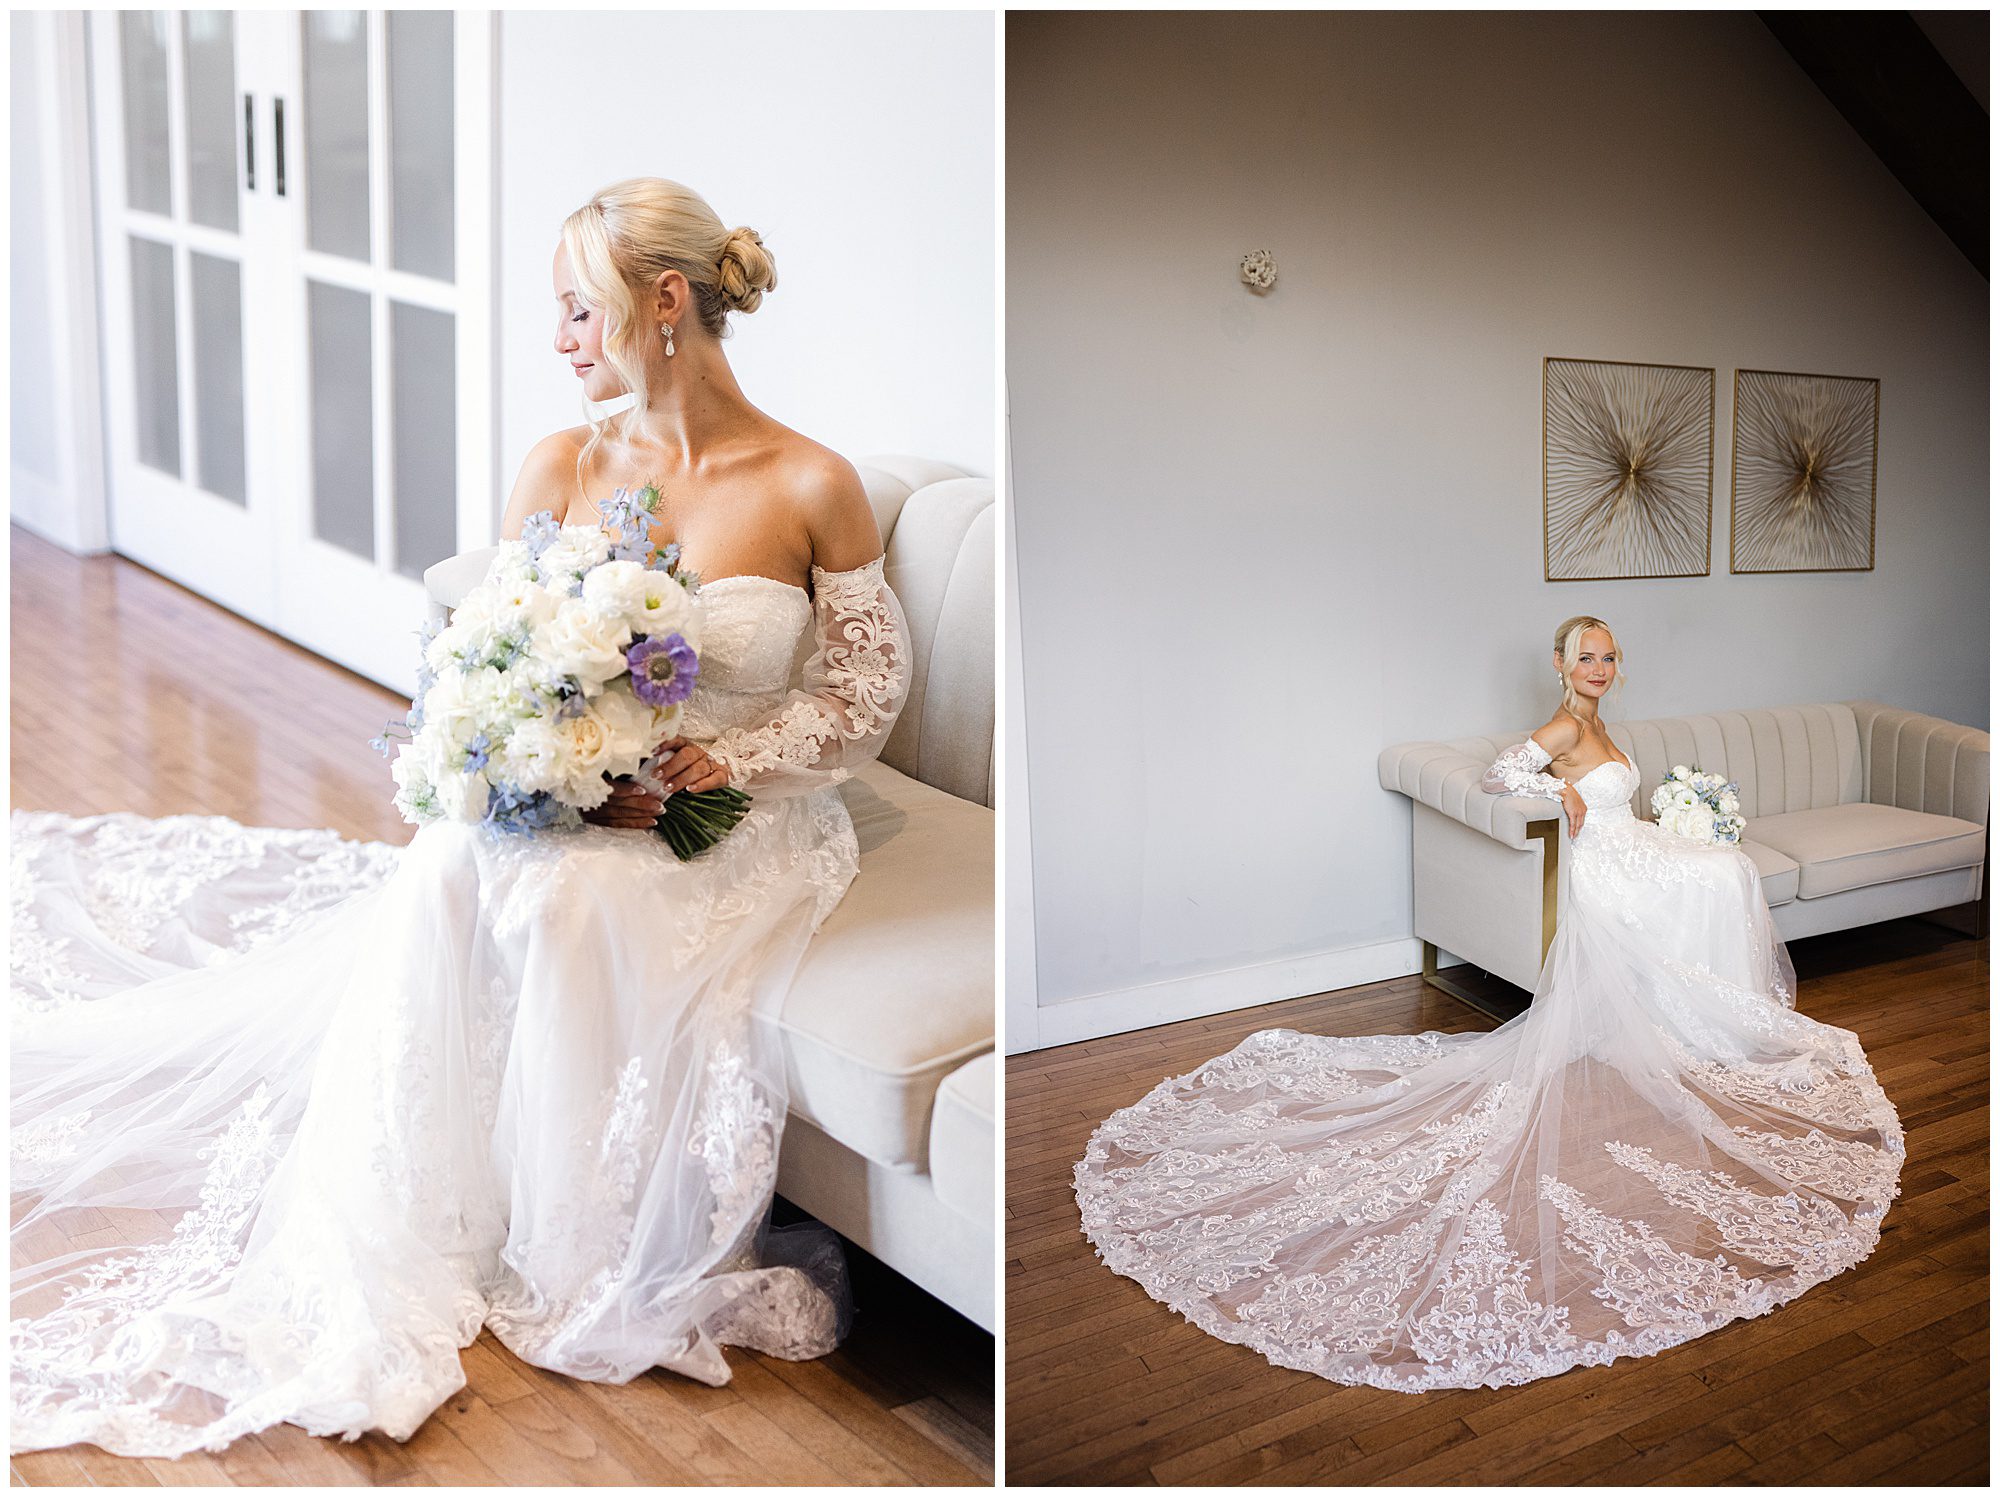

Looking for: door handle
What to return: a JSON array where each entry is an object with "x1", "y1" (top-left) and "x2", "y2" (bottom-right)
[
  {"x1": 274, "y1": 96, "x2": 288, "y2": 197},
  {"x1": 243, "y1": 93, "x2": 255, "y2": 190}
]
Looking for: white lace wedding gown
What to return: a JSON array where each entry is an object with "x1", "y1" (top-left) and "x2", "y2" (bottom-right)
[
  {"x1": 1076, "y1": 740, "x2": 1903, "y2": 1392},
  {"x1": 11, "y1": 560, "x2": 909, "y2": 1457}
]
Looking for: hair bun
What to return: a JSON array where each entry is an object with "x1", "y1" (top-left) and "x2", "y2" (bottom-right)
[{"x1": 715, "y1": 227, "x2": 777, "y2": 313}]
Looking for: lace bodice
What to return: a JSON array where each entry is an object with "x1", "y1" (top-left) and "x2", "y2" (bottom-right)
[
  {"x1": 1570, "y1": 757, "x2": 1639, "y2": 820},
  {"x1": 1482, "y1": 740, "x2": 1637, "y2": 822},
  {"x1": 675, "y1": 559, "x2": 909, "y2": 802},
  {"x1": 678, "y1": 576, "x2": 815, "y2": 729}
]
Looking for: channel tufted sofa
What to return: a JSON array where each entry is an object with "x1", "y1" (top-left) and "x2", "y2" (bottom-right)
[
  {"x1": 425, "y1": 456, "x2": 995, "y2": 1332},
  {"x1": 1378, "y1": 702, "x2": 1989, "y2": 1002}
]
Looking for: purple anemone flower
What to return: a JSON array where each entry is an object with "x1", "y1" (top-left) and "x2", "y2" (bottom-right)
[{"x1": 627, "y1": 633, "x2": 699, "y2": 708}]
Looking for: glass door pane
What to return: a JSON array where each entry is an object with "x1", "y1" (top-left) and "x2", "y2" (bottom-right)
[
  {"x1": 303, "y1": 11, "x2": 370, "y2": 261},
  {"x1": 119, "y1": 11, "x2": 172, "y2": 214},
  {"x1": 391, "y1": 300, "x2": 456, "y2": 578},
  {"x1": 182, "y1": 11, "x2": 238, "y2": 231},
  {"x1": 387, "y1": 10, "x2": 453, "y2": 281},
  {"x1": 190, "y1": 251, "x2": 247, "y2": 503},
  {"x1": 128, "y1": 235, "x2": 182, "y2": 476},
  {"x1": 308, "y1": 279, "x2": 375, "y2": 558}
]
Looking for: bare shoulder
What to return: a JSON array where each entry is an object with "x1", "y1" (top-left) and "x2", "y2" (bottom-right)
[
  {"x1": 1529, "y1": 713, "x2": 1582, "y2": 760},
  {"x1": 765, "y1": 431, "x2": 880, "y2": 571},
  {"x1": 501, "y1": 427, "x2": 592, "y2": 536}
]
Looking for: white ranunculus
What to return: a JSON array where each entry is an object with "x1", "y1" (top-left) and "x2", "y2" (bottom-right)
[
  {"x1": 461, "y1": 664, "x2": 539, "y2": 728},
  {"x1": 426, "y1": 622, "x2": 471, "y2": 675},
  {"x1": 464, "y1": 576, "x2": 562, "y2": 636},
  {"x1": 1669, "y1": 765, "x2": 1690, "y2": 781},
  {"x1": 390, "y1": 747, "x2": 438, "y2": 823},
  {"x1": 533, "y1": 603, "x2": 631, "y2": 695},
  {"x1": 420, "y1": 673, "x2": 484, "y2": 749},
  {"x1": 1671, "y1": 785, "x2": 1699, "y2": 810},
  {"x1": 536, "y1": 527, "x2": 613, "y2": 591},
  {"x1": 495, "y1": 715, "x2": 565, "y2": 795},
  {"x1": 486, "y1": 539, "x2": 538, "y2": 589},
  {"x1": 1718, "y1": 790, "x2": 1740, "y2": 814},
  {"x1": 433, "y1": 764, "x2": 491, "y2": 822},
  {"x1": 581, "y1": 559, "x2": 653, "y2": 632}
]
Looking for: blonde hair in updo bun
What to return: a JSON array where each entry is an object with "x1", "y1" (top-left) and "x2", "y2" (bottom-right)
[
  {"x1": 1552, "y1": 614, "x2": 1624, "y2": 723},
  {"x1": 560, "y1": 177, "x2": 777, "y2": 486}
]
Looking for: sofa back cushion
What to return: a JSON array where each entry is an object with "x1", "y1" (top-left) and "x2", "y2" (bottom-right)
[
  {"x1": 855, "y1": 459, "x2": 995, "y2": 809},
  {"x1": 1449, "y1": 704, "x2": 1865, "y2": 816}
]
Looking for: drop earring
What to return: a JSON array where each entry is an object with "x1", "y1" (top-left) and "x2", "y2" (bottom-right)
[{"x1": 660, "y1": 323, "x2": 677, "y2": 358}]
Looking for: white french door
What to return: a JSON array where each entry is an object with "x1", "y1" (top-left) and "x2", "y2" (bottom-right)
[{"x1": 91, "y1": 9, "x2": 492, "y2": 696}]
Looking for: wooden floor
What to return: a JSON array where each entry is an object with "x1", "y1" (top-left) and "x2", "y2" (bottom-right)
[
  {"x1": 1006, "y1": 920, "x2": 1989, "y2": 1486},
  {"x1": 8, "y1": 529, "x2": 994, "y2": 1486}
]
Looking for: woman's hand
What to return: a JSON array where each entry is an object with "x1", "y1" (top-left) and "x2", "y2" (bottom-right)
[
  {"x1": 654, "y1": 737, "x2": 730, "y2": 795},
  {"x1": 584, "y1": 777, "x2": 664, "y2": 829},
  {"x1": 1559, "y1": 784, "x2": 1587, "y2": 839}
]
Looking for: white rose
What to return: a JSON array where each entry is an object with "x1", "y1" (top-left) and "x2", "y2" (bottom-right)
[
  {"x1": 590, "y1": 684, "x2": 659, "y2": 764},
  {"x1": 1718, "y1": 790, "x2": 1740, "y2": 814},
  {"x1": 634, "y1": 573, "x2": 699, "y2": 644},
  {"x1": 536, "y1": 527, "x2": 613, "y2": 591},
  {"x1": 556, "y1": 704, "x2": 616, "y2": 784},
  {"x1": 1670, "y1": 765, "x2": 1690, "y2": 782},
  {"x1": 533, "y1": 602, "x2": 631, "y2": 695}
]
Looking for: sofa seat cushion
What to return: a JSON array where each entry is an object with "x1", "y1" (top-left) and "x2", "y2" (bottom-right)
[
  {"x1": 1736, "y1": 839, "x2": 1801, "y2": 907},
  {"x1": 929, "y1": 1053, "x2": 995, "y2": 1223},
  {"x1": 1747, "y1": 803, "x2": 1986, "y2": 900},
  {"x1": 779, "y1": 759, "x2": 994, "y2": 1171}
]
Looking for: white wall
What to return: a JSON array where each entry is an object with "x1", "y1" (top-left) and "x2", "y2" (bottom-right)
[
  {"x1": 495, "y1": 9, "x2": 994, "y2": 513},
  {"x1": 10, "y1": 10, "x2": 108, "y2": 553},
  {"x1": 1007, "y1": 11, "x2": 1989, "y2": 1044}
]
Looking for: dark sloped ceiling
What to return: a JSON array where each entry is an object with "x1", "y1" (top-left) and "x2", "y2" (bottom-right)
[{"x1": 1759, "y1": 10, "x2": 1989, "y2": 277}]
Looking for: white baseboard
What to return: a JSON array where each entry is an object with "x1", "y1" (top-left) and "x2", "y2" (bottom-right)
[
  {"x1": 10, "y1": 467, "x2": 109, "y2": 555},
  {"x1": 1027, "y1": 935, "x2": 1458, "y2": 1050}
]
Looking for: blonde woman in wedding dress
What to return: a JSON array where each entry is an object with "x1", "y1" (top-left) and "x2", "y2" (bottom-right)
[
  {"x1": 1076, "y1": 616, "x2": 1901, "y2": 1391},
  {"x1": 11, "y1": 178, "x2": 911, "y2": 1457}
]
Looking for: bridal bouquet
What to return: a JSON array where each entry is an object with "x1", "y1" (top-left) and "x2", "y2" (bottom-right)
[
  {"x1": 1650, "y1": 764, "x2": 1746, "y2": 846},
  {"x1": 376, "y1": 485, "x2": 751, "y2": 859}
]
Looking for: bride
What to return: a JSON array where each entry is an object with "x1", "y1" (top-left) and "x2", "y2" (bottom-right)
[
  {"x1": 11, "y1": 177, "x2": 911, "y2": 1457},
  {"x1": 1076, "y1": 615, "x2": 1902, "y2": 1391}
]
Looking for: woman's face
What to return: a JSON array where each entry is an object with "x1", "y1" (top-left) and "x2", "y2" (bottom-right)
[
  {"x1": 552, "y1": 244, "x2": 620, "y2": 403},
  {"x1": 1556, "y1": 627, "x2": 1619, "y2": 705}
]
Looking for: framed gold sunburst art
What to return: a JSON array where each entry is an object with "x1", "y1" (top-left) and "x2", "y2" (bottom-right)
[
  {"x1": 1543, "y1": 357, "x2": 1714, "y2": 582},
  {"x1": 1729, "y1": 369, "x2": 1879, "y2": 573}
]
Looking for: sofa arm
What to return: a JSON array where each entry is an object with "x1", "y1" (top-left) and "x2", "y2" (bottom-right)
[
  {"x1": 1848, "y1": 701, "x2": 1990, "y2": 825},
  {"x1": 1378, "y1": 741, "x2": 1563, "y2": 850}
]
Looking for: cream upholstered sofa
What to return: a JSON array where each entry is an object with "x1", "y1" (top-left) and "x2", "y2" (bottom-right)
[
  {"x1": 1378, "y1": 702, "x2": 1989, "y2": 999},
  {"x1": 424, "y1": 456, "x2": 995, "y2": 1332}
]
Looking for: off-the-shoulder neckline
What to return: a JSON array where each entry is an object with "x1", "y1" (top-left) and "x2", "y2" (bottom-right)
[{"x1": 697, "y1": 556, "x2": 884, "y2": 599}]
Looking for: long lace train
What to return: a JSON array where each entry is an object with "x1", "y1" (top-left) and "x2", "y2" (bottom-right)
[{"x1": 1074, "y1": 754, "x2": 1902, "y2": 1391}]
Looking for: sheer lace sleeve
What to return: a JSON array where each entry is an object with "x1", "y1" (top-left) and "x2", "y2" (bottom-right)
[
  {"x1": 705, "y1": 558, "x2": 910, "y2": 801},
  {"x1": 1482, "y1": 739, "x2": 1569, "y2": 802}
]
